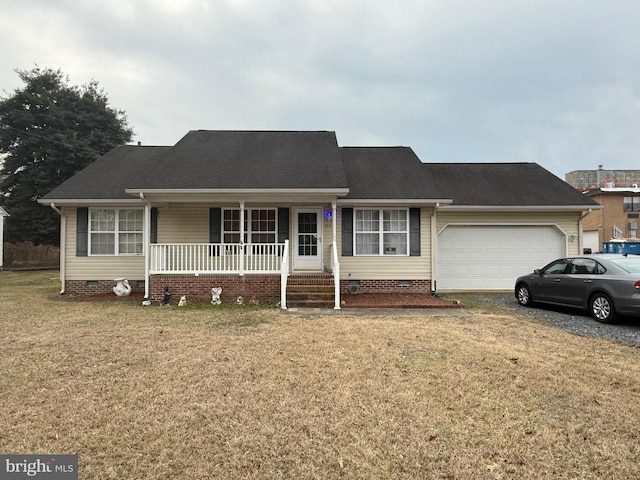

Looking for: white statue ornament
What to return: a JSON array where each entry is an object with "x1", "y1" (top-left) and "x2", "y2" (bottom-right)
[
  {"x1": 113, "y1": 278, "x2": 132, "y2": 297},
  {"x1": 211, "y1": 287, "x2": 222, "y2": 305}
]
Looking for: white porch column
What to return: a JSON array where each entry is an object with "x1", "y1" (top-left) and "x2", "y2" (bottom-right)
[
  {"x1": 332, "y1": 200, "x2": 337, "y2": 244},
  {"x1": 239, "y1": 201, "x2": 245, "y2": 276},
  {"x1": 140, "y1": 194, "x2": 151, "y2": 299}
]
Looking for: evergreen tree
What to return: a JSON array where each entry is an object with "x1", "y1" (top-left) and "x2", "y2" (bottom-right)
[{"x1": 0, "y1": 67, "x2": 133, "y2": 245}]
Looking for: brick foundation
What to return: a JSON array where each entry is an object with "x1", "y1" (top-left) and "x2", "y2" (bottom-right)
[
  {"x1": 63, "y1": 276, "x2": 433, "y2": 302},
  {"x1": 150, "y1": 274, "x2": 282, "y2": 303},
  {"x1": 341, "y1": 279, "x2": 432, "y2": 294},
  {"x1": 65, "y1": 279, "x2": 145, "y2": 296}
]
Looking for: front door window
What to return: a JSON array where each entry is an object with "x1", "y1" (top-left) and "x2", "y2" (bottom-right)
[
  {"x1": 297, "y1": 212, "x2": 318, "y2": 257},
  {"x1": 293, "y1": 208, "x2": 322, "y2": 270}
]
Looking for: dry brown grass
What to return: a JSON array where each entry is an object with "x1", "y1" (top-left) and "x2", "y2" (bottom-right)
[{"x1": 1, "y1": 271, "x2": 639, "y2": 479}]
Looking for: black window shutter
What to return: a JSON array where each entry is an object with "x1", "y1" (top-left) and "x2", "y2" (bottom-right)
[
  {"x1": 76, "y1": 207, "x2": 89, "y2": 257},
  {"x1": 342, "y1": 208, "x2": 353, "y2": 256},
  {"x1": 409, "y1": 207, "x2": 420, "y2": 256},
  {"x1": 150, "y1": 208, "x2": 158, "y2": 244},
  {"x1": 277, "y1": 208, "x2": 289, "y2": 243},
  {"x1": 209, "y1": 208, "x2": 221, "y2": 243}
]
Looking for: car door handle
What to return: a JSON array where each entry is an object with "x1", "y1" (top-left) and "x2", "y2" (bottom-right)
[
  {"x1": 553, "y1": 278, "x2": 561, "y2": 282},
  {"x1": 583, "y1": 279, "x2": 592, "y2": 283}
]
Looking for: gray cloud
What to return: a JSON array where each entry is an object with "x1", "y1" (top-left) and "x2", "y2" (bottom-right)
[{"x1": 1, "y1": 0, "x2": 639, "y2": 178}]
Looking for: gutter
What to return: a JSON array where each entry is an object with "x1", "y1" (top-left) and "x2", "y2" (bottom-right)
[{"x1": 49, "y1": 203, "x2": 66, "y2": 294}]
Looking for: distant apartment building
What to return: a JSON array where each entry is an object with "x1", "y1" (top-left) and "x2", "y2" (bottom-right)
[
  {"x1": 565, "y1": 166, "x2": 640, "y2": 190},
  {"x1": 565, "y1": 167, "x2": 640, "y2": 252}
]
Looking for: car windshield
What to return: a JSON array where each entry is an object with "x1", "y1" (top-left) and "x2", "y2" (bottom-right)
[{"x1": 607, "y1": 256, "x2": 640, "y2": 273}]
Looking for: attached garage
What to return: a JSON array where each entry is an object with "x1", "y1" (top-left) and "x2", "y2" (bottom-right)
[{"x1": 437, "y1": 225, "x2": 566, "y2": 290}]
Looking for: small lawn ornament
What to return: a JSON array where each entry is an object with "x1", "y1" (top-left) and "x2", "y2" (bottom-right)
[
  {"x1": 161, "y1": 286, "x2": 172, "y2": 306},
  {"x1": 211, "y1": 287, "x2": 222, "y2": 305},
  {"x1": 236, "y1": 295, "x2": 244, "y2": 305},
  {"x1": 178, "y1": 295, "x2": 187, "y2": 307},
  {"x1": 113, "y1": 278, "x2": 132, "y2": 296}
]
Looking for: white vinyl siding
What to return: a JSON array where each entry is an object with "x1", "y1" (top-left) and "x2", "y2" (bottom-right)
[
  {"x1": 338, "y1": 207, "x2": 432, "y2": 280},
  {"x1": 157, "y1": 206, "x2": 210, "y2": 243},
  {"x1": 65, "y1": 207, "x2": 145, "y2": 280}
]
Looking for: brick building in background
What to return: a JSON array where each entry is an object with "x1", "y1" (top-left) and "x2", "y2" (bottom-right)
[{"x1": 565, "y1": 167, "x2": 640, "y2": 252}]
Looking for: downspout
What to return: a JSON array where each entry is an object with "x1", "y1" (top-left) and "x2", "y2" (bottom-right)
[
  {"x1": 332, "y1": 200, "x2": 340, "y2": 309},
  {"x1": 140, "y1": 193, "x2": 151, "y2": 299},
  {"x1": 49, "y1": 203, "x2": 66, "y2": 294},
  {"x1": 430, "y1": 203, "x2": 440, "y2": 294}
]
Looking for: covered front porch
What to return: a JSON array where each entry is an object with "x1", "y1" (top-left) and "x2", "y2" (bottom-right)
[
  {"x1": 136, "y1": 191, "x2": 345, "y2": 309},
  {"x1": 146, "y1": 240, "x2": 341, "y2": 309}
]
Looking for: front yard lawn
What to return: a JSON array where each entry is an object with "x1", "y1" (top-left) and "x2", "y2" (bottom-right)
[{"x1": 1, "y1": 271, "x2": 638, "y2": 479}]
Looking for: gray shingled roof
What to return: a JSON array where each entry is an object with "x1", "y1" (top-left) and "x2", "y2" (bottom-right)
[
  {"x1": 424, "y1": 163, "x2": 599, "y2": 206},
  {"x1": 41, "y1": 130, "x2": 598, "y2": 209},
  {"x1": 127, "y1": 130, "x2": 348, "y2": 190},
  {"x1": 340, "y1": 147, "x2": 450, "y2": 200},
  {"x1": 42, "y1": 145, "x2": 171, "y2": 200}
]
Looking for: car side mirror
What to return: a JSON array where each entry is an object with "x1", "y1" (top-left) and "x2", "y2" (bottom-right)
[{"x1": 534, "y1": 269, "x2": 541, "y2": 275}]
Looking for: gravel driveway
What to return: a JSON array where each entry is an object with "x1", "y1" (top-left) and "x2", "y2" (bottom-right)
[{"x1": 467, "y1": 293, "x2": 640, "y2": 347}]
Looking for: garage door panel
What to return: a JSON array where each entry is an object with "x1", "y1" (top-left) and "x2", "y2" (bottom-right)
[{"x1": 438, "y1": 226, "x2": 565, "y2": 290}]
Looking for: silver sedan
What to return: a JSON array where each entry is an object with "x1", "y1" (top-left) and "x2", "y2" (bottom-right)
[{"x1": 515, "y1": 254, "x2": 640, "y2": 324}]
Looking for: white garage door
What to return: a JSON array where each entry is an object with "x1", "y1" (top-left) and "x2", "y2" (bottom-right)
[{"x1": 437, "y1": 226, "x2": 565, "y2": 290}]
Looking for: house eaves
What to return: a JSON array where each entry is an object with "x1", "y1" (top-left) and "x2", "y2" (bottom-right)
[
  {"x1": 37, "y1": 198, "x2": 145, "y2": 205},
  {"x1": 438, "y1": 204, "x2": 603, "y2": 212},
  {"x1": 125, "y1": 188, "x2": 350, "y2": 204},
  {"x1": 338, "y1": 198, "x2": 453, "y2": 206}
]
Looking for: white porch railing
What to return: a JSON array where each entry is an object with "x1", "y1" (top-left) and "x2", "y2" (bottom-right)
[{"x1": 149, "y1": 243, "x2": 286, "y2": 274}]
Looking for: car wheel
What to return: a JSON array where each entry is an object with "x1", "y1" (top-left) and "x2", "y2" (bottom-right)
[
  {"x1": 590, "y1": 293, "x2": 618, "y2": 324},
  {"x1": 516, "y1": 284, "x2": 532, "y2": 307}
]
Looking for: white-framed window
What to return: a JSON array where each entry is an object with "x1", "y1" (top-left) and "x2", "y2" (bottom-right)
[
  {"x1": 354, "y1": 208, "x2": 408, "y2": 255},
  {"x1": 89, "y1": 208, "x2": 143, "y2": 255},
  {"x1": 223, "y1": 208, "x2": 277, "y2": 243}
]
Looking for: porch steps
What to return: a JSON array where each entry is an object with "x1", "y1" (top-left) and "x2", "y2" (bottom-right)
[{"x1": 286, "y1": 274, "x2": 335, "y2": 308}]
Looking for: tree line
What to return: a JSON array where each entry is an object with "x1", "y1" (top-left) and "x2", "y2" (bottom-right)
[{"x1": 0, "y1": 67, "x2": 133, "y2": 245}]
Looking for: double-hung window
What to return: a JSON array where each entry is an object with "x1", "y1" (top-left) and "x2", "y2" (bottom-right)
[
  {"x1": 89, "y1": 208, "x2": 143, "y2": 255},
  {"x1": 623, "y1": 196, "x2": 640, "y2": 212},
  {"x1": 355, "y1": 209, "x2": 408, "y2": 255},
  {"x1": 222, "y1": 208, "x2": 276, "y2": 243}
]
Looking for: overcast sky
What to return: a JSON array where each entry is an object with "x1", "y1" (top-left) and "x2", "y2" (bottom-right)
[{"x1": 1, "y1": 0, "x2": 639, "y2": 179}]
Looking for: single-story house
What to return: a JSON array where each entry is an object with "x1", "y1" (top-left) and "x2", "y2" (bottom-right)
[{"x1": 39, "y1": 130, "x2": 600, "y2": 308}]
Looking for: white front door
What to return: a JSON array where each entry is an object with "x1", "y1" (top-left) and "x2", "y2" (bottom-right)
[{"x1": 293, "y1": 208, "x2": 323, "y2": 271}]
